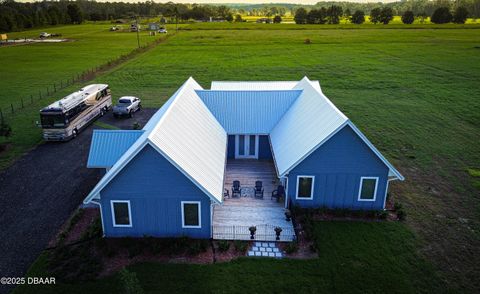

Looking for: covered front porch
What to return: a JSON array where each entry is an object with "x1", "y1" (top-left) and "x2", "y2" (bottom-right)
[{"x1": 212, "y1": 160, "x2": 295, "y2": 242}]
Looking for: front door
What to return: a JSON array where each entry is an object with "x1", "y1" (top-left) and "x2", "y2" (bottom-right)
[{"x1": 235, "y1": 135, "x2": 258, "y2": 159}]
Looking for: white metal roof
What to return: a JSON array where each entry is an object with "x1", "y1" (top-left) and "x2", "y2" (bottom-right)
[
  {"x1": 270, "y1": 77, "x2": 349, "y2": 176},
  {"x1": 84, "y1": 78, "x2": 227, "y2": 204}
]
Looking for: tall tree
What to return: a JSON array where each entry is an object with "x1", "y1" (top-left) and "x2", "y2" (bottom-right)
[
  {"x1": 370, "y1": 7, "x2": 382, "y2": 24},
  {"x1": 294, "y1": 7, "x2": 308, "y2": 24},
  {"x1": 379, "y1": 7, "x2": 394, "y2": 24},
  {"x1": 431, "y1": 6, "x2": 453, "y2": 23},
  {"x1": 327, "y1": 5, "x2": 343, "y2": 24},
  {"x1": 402, "y1": 10, "x2": 415, "y2": 24},
  {"x1": 453, "y1": 6, "x2": 468, "y2": 23},
  {"x1": 351, "y1": 10, "x2": 365, "y2": 24},
  {"x1": 67, "y1": 3, "x2": 83, "y2": 24}
]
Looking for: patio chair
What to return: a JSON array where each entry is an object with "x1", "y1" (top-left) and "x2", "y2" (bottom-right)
[
  {"x1": 254, "y1": 181, "x2": 264, "y2": 199},
  {"x1": 232, "y1": 180, "x2": 241, "y2": 198},
  {"x1": 271, "y1": 185, "x2": 285, "y2": 202},
  {"x1": 224, "y1": 188, "x2": 230, "y2": 199}
]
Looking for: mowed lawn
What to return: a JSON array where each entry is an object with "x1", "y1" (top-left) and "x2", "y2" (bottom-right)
[
  {"x1": 91, "y1": 27, "x2": 479, "y2": 292},
  {"x1": 15, "y1": 222, "x2": 442, "y2": 294}
]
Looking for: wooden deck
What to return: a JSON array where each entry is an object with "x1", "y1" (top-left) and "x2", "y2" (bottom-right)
[{"x1": 213, "y1": 160, "x2": 295, "y2": 242}]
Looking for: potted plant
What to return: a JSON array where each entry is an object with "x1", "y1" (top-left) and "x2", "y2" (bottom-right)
[
  {"x1": 249, "y1": 226, "x2": 256, "y2": 239},
  {"x1": 274, "y1": 227, "x2": 282, "y2": 241},
  {"x1": 285, "y1": 210, "x2": 291, "y2": 221}
]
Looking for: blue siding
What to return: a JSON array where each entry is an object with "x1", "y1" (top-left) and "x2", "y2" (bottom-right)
[
  {"x1": 227, "y1": 135, "x2": 235, "y2": 159},
  {"x1": 287, "y1": 125, "x2": 389, "y2": 210},
  {"x1": 99, "y1": 144, "x2": 211, "y2": 238},
  {"x1": 258, "y1": 135, "x2": 273, "y2": 160}
]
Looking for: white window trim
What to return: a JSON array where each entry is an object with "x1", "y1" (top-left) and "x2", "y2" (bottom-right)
[
  {"x1": 295, "y1": 175, "x2": 315, "y2": 200},
  {"x1": 181, "y1": 201, "x2": 202, "y2": 229},
  {"x1": 110, "y1": 200, "x2": 132, "y2": 228},
  {"x1": 358, "y1": 177, "x2": 379, "y2": 202}
]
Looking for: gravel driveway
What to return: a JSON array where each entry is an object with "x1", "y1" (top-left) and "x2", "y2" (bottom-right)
[{"x1": 0, "y1": 109, "x2": 156, "y2": 294}]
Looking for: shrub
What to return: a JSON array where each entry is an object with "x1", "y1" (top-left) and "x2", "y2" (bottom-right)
[
  {"x1": 351, "y1": 10, "x2": 365, "y2": 24},
  {"x1": 453, "y1": 6, "x2": 468, "y2": 24},
  {"x1": 233, "y1": 241, "x2": 248, "y2": 253},
  {"x1": 81, "y1": 217, "x2": 102, "y2": 240},
  {"x1": 273, "y1": 15, "x2": 282, "y2": 23},
  {"x1": 187, "y1": 239, "x2": 208, "y2": 256},
  {"x1": 397, "y1": 209, "x2": 407, "y2": 221},
  {"x1": 234, "y1": 14, "x2": 243, "y2": 22},
  {"x1": 377, "y1": 210, "x2": 389, "y2": 220},
  {"x1": 431, "y1": 7, "x2": 452, "y2": 24},
  {"x1": 217, "y1": 240, "x2": 230, "y2": 252},
  {"x1": 304, "y1": 38, "x2": 311, "y2": 44},
  {"x1": 120, "y1": 268, "x2": 144, "y2": 294},
  {"x1": 285, "y1": 241, "x2": 298, "y2": 254},
  {"x1": 402, "y1": 10, "x2": 415, "y2": 24}
]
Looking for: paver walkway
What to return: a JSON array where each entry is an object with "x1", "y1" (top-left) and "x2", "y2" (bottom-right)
[{"x1": 247, "y1": 242, "x2": 283, "y2": 258}]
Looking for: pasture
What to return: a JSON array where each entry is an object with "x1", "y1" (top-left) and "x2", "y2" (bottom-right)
[{"x1": 1, "y1": 23, "x2": 480, "y2": 293}]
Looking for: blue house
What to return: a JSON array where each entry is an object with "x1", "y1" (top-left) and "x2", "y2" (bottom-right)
[{"x1": 84, "y1": 77, "x2": 403, "y2": 240}]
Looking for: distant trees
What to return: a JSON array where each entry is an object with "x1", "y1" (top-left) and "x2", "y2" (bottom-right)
[
  {"x1": 369, "y1": 7, "x2": 382, "y2": 24},
  {"x1": 67, "y1": 3, "x2": 83, "y2": 24},
  {"x1": 379, "y1": 7, "x2": 394, "y2": 24},
  {"x1": 307, "y1": 8, "x2": 327, "y2": 24},
  {"x1": 453, "y1": 6, "x2": 469, "y2": 24},
  {"x1": 351, "y1": 10, "x2": 365, "y2": 24},
  {"x1": 431, "y1": 7, "x2": 453, "y2": 24},
  {"x1": 402, "y1": 10, "x2": 415, "y2": 24},
  {"x1": 344, "y1": 8, "x2": 351, "y2": 24},
  {"x1": 327, "y1": 5, "x2": 343, "y2": 24},
  {"x1": 294, "y1": 7, "x2": 308, "y2": 24},
  {"x1": 273, "y1": 15, "x2": 282, "y2": 23},
  {"x1": 234, "y1": 14, "x2": 243, "y2": 22}
]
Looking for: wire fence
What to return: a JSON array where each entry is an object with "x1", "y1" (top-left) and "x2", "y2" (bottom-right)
[{"x1": 0, "y1": 35, "x2": 172, "y2": 125}]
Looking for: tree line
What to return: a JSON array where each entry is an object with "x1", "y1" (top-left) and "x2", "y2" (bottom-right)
[
  {"x1": 0, "y1": 0, "x2": 236, "y2": 33},
  {"x1": 294, "y1": 4, "x2": 471, "y2": 25}
]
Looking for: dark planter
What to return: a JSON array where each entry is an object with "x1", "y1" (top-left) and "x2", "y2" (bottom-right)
[
  {"x1": 274, "y1": 227, "x2": 282, "y2": 241},
  {"x1": 285, "y1": 210, "x2": 291, "y2": 222},
  {"x1": 249, "y1": 227, "x2": 256, "y2": 240}
]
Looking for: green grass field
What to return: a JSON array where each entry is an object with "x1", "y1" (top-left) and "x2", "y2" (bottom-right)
[
  {"x1": 15, "y1": 221, "x2": 443, "y2": 294},
  {"x1": 2, "y1": 22, "x2": 480, "y2": 293}
]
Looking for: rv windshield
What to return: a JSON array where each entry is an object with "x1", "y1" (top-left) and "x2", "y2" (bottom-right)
[{"x1": 40, "y1": 113, "x2": 67, "y2": 128}]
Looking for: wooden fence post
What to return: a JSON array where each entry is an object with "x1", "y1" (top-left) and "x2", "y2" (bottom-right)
[
  {"x1": 30, "y1": 94, "x2": 33, "y2": 104},
  {"x1": 11, "y1": 103, "x2": 14, "y2": 114}
]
